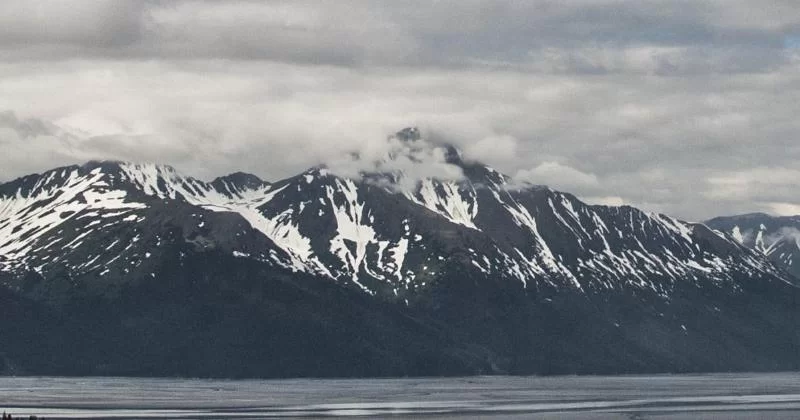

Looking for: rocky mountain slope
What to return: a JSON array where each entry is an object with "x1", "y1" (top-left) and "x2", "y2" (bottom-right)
[
  {"x1": 0, "y1": 130, "x2": 798, "y2": 377},
  {"x1": 706, "y1": 213, "x2": 800, "y2": 280}
]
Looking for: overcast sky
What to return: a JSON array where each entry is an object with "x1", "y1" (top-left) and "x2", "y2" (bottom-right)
[{"x1": 0, "y1": 0, "x2": 798, "y2": 221}]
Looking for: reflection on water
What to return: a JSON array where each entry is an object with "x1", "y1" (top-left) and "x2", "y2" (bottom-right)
[{"x1": 1, "y1": 373, "x2": 799, "y2": 419}]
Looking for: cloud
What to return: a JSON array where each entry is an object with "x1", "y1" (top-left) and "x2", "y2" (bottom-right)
[
  {"x1": 0, "y1": 111, "x2": 198, "y2": 181},
  {"x1": 326, "y1": 128, "x2": 465, "y2": 191},
  {"x1": 705, "y1": 168, "x2": 800, "y2": 202},
  {"x1": 0, "y1": 1, "x2": 796, "y2": 71},
  {"x1": 0, "y1": 1, "x2": 146, "y2": 53},
  {"x1": 768, "y1": 226, "x2": 800, "y2": 244},
  {"x1": 767, "y1": 203, "x2": 800, "y2": 217},
  {"x1": 0, "y1": 111, "x2": 58, "y2": 138},
  {"x1": 583, "y1": 196, "x2": 626, "y2": 207},
  {"x1": 515, "y1": 162, "x2": 599, "y2": 191},
  {"x1": 0, "y1": 1, "x2": 799, "y2": 220},
  {"x1": 463, "y1": 135, "x2": 519, "y2": 165}
]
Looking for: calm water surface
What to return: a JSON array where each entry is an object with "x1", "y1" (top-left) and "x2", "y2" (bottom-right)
[{"x1": 1, "y1": 373, "x2": 799, "y2": 419}]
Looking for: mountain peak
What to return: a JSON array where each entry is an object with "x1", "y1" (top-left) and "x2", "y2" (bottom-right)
[
  {"x1": 393, "y1": 127, "x2": 421, "y2": 142},
  {"x1": 389, "y1": 126, "x2": 466, "y2": 167},
  {"x1": 211, "y1": 172, "x2": 269, "y2": 191}
]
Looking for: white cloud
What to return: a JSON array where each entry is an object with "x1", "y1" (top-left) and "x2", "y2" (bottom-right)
[
  {"x1": 327, "y1": 130, "x2": 465, "y2": 191},
  {"x1": 705, "y1": 168, "x2": 800, "y2": 200},
  {"x1": 583, "y1": 196, "x2": 626, "y2": 207},
  {"x1": 515, "y1": 162, "x2": 599, "y2": 191},
  {"x1": 463, "y1": 135, "x2": 519, "y2": 165},
  {"x1": 767, "y1": 203, "x2": 800, "y2": 217}
]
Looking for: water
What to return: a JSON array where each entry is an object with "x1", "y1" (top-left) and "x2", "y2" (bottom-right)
[{"x1": 1, "y1": 373, "x2": 799, "y2": 419}]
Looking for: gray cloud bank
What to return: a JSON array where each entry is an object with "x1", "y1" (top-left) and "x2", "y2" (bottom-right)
[{"x1": 1, "y1": 0, "x2": 799, "y2": 221}]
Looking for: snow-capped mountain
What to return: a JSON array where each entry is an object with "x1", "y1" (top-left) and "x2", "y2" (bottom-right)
[
  {"x1": 0, "y1": 161, "x2": 290, "y2": 281},
  {"x1": 706, "y1": 213, "x2": 800, "y2": 279},
  {"x1": 1, "y1": 155, "x2": 784, "y2": 300},
  {"x1": 0, "y1": 130, "x2": 798, "y2": 378}
]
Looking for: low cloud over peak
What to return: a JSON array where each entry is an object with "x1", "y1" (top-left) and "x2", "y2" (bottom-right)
[{"x1": 326, "y1": 127, "x2": 466, "y2": 191}]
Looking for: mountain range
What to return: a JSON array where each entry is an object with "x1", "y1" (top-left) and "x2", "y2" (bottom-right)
[{"x1": 0, "y1": 129, "x2": 798, "y2": 378}]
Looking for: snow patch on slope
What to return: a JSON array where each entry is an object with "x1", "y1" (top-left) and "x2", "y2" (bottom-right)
[
  {"x1": 404, "y1": 180, "x2": 479, "y2": 230},
  {"x1": 0, "y1": 168, "x2": 145, "y2": 270}
]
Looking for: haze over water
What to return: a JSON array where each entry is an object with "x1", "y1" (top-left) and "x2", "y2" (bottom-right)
[{"x1": 1, "y1": 373, "x2": 799, "y2": 419}]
